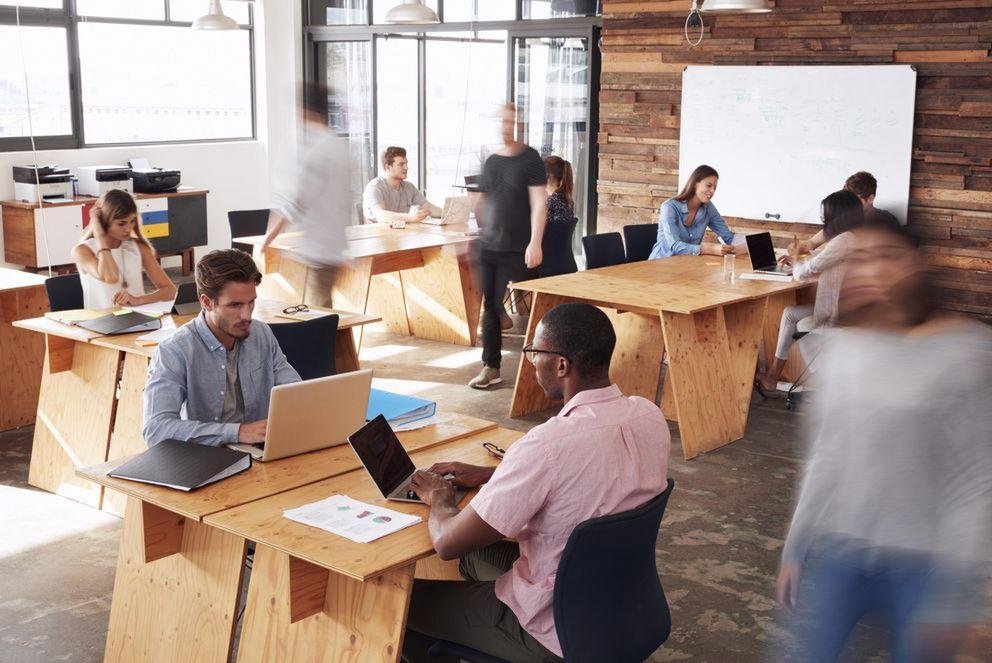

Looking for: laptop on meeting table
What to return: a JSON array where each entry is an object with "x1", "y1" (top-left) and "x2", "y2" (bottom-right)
[
  {"x1": 226, "y1": 369, "x2": 373, "y2": 462},
  {"x1": 348, "y1": 414, "x2": 467, "y2": 504},
  {"x1": 745, "y1": 232, "x2": 793, "y2": 275},
  {"x1": 421, "y1": 195, "x2": 470, "y2": 226}
]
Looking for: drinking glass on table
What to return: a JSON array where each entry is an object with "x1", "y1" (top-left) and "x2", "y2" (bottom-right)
[{"x1": 723, "y1": 253, "x2": 736, "y2": 283}]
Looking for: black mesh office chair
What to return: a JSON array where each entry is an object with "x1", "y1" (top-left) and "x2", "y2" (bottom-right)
[
  {"x1": 623, "y1": 223, "x2": 659, "y2": 263},
  {"x1": 266, "y1": 314, "x2": 339, "y2": 380},
  {"x1": 45, "y1": 273, "x2": 84, "y2": 311},
  {"x1": 430, "y1": 479, "x2": 676, "y2": 663},
  {"x1": 227, "y1": 209, "x2": 271, "y2": 254},
  {"x1": 582, "y1": 232, "x2": 627, "y2": 270}
]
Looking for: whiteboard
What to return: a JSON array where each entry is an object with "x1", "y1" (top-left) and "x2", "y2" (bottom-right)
[{"x1": 679, "y1": 65, "x2": 916, "y2": 224}]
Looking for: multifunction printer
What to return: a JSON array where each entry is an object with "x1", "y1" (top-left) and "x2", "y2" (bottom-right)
[{"x1": 13, "y1": 165, "x2": 73, "y2": 203}]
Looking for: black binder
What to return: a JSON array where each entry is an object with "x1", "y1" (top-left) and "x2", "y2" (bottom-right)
[
  {"x1": 75, "y1": 311, "x2": 162, "y2": 335},
  {"x1": 108, "y1": 439, "x2": 252, "y2": 491}
]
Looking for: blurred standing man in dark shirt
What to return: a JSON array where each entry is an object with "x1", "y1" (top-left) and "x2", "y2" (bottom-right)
[{"x1": 469, "y1": 103, "x2": 548, "y2": 390}]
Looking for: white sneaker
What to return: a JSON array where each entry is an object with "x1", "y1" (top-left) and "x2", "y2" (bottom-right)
[{"x1": 468, "y1": 366, "x2": 502, "y2": 389}]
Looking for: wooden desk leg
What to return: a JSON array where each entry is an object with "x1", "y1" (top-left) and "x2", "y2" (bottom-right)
[
  {"x1": 105, "y1": 497, "x2": 246, "y2": 663},
  {"x1": 332, "y1": 259, "x2": 374, "y2": 349},
  {"x1": 238, "y1": 544, "x2": 415, "y2": 663},
  {"x1": 103, "y1": 353, "x2": 152, "y2": 517},
  {"x1": 607, "y1": 310, "x2": 665, "y2": 404},
  {"x1": 661, "y1": 299, "x2": 765, "y2": 459},
  {"x1": 402, "y1": 246, "x2": 480, "y2": 347},
  {"x1": 0, "y1": 285, "x2": 47, "y2": 431},
  {"x1": 28, "y1": 342, "x2": 120, "y2": 508},
  {"x1": 369, "y1": 272, "x2": 412, "y2": 336},
  {"x1": 509, "y1": 292, "x2": 571, "y2": 418},
  {"x1": 335, "y1": 328, "x2": 361, "y2": 373},
  {"x1": 257, "y1": 248, "x2": 309, "y2": 304}
]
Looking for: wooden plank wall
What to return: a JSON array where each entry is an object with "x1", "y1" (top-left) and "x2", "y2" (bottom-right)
[{"x1": 598, "y1": 0, "x2": 992, "y2": 322}]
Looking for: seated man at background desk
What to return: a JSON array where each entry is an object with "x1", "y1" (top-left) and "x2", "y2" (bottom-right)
[
  {"x1": 142, "y1": 249, "x2": 300, "y2": 447},
  {"x1": 404, "y1": 302, "x2": 671, "y2": 662},
  {"x1": 362, "y1": 146, "x2": 442, "y2": 224}
]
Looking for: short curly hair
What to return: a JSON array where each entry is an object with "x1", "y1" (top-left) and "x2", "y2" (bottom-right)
[
  {"x1": 540, "y1": 303, "x2": 616, "y2": 375},
  {"x1": 195, "y1": 249, "x2": 262, "y2": 301}
]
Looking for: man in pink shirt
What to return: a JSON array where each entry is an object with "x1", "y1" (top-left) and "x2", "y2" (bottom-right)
[{"x1": 405, "y1": 302, "x2": 671, "y2": 662}]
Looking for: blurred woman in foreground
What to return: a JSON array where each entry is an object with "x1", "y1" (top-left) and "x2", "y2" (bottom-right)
[{"x1": 777, "y1": 224, "x2": 992, "y2": 661}]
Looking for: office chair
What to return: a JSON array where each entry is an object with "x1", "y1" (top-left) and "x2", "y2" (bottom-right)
[
  {"x1": 45, "y1": 273, "x2": 84, "y2": 311},
  {"x1": 623, "y1": 223, "x2": 659, "y2": 263},
  {"x1": 227, "y1": 209, "x2": 271, "y2": 254},
  {"x1": 266, "y1": 314, "x2": 339, "y2": 380},
  {"x1": 582, "y1": 232, "x2": 626, "y2": 270},
  {"x1": 430, "y1": 479, "x2": 676, "y2": 663}
]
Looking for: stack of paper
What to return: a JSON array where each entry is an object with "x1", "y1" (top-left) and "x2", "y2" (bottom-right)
[
  {"x1": 135, "y1": 317, "x2": 178, "y2": 346},
  {"x1": 283, "y1": 494, "x2": 421, "y2": 544},
  {"x1": 44, "y1": 309, "x2": 103, "y2": 324}
]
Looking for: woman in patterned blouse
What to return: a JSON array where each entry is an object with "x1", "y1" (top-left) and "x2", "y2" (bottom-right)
[{"x1": 544, "y1": 156, "x2": 574, "y2": 224}]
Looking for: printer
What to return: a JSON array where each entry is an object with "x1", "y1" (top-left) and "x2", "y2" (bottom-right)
[
  {"x1": 76, "y1": 165, "x2": 133, "y2": 197},
  {"x1": 128, "y1": 160, "x2": 181, "y2": 194},
  {"x1": 13, "y1": 165, "x2": 73, "y2": 204}
]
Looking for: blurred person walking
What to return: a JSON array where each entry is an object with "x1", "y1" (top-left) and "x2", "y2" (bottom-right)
[
  {"x1": 468, "y1": 103, "x2": 547, "y2": 390},
  {"x1": 777, "y1": 224, "x2": 992, "y2": 662}
]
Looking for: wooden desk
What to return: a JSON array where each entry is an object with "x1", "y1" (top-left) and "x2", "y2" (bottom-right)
[
  {"x1": 15, "y1": 300, "x2": 381, "y2": 512},
  {"x1": 0, "y1": 268, "x2": 48, "y2": 431},
  {"x1": 204, "y1": 426, "x2": 524, "y2": 663},
  {"x1": 238, "y1": 223, "x2": 481, "y2": 347},
  {"x1": 510, "y1": 257, "x2": 814, "y2": 459},
  {"x1": 75, "y1": 414, "x2": 498, "y2": 663}
]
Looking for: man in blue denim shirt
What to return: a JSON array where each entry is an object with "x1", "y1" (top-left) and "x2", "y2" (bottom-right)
[
  {"x1": 648, "y1": 165, "x2": 742, "y2": 259},
  {"x1": 142, "y1": 250, "x2": 300, "y2": 447}
]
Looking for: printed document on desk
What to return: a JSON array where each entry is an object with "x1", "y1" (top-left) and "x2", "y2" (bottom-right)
[{"x1": 283, "y1": 494, "x2": 421, "y2": 543}]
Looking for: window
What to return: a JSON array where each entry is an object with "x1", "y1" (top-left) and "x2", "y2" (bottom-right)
[
  {"x1": 320, "y1": 40, "x2": 373, "y2": 195},
  {"x1": 0, "y1": 0, "x2": 255, "y2": 150},
  {"x1": 78, "y1": 23, "x2": 252, "y2": 143},
  {"x1": 0, "y1": 25, "x2": 72, "y2": 139},
  {"x1": 310, "y1": 0, "x2": 368, "y2": 25},
  {"x1": 443, "y1": 0, "x2": 515, "y2": 22},
  {"x1": 376, "y1": 37, "x2": 419, "y2": 187},
  {"x1": 372, "y1": 0, "x2": 436, "y2": 24}
]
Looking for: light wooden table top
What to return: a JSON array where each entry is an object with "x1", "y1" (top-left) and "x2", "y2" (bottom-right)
[
  {"x1": 204, "y1": 426, "x2": 524, "y2": 581},
  {"x1": 0, "y1": 267, "x2": 47, "y2": 293},
  {"x1": 512, "y1": 256, "x2": 813, "y2": 315},
  {"x1": 75, "y1": 412, "x2": 498, "y2": 522},
  {"x1": 13, "y1": 299, "x2": 381, "y2": 355},
  {"x1": 236, "y1": 224, "x2": 477, "y2": 261}
]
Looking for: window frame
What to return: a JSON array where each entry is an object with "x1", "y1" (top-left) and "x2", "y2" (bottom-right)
[
  {"x1": 0, "y1": 0, "x2": 256, "y2": 152},
  {"x1": 304, "y1": 0, "x2": 602, "y2": 232}
]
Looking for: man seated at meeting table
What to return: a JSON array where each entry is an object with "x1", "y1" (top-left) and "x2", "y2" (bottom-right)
[
  {"x1": 403, "y1": 302, "x2": 671, "y2": 662},
  {"x1": 649, "y1": 164, "x2": 747, "y2": 259},
  {"x1": 362, "y1": 146, "x2": 443, "y2": 224},
  {"x1": 142, "y1": 249, "x2": 300, "y2": 447}
]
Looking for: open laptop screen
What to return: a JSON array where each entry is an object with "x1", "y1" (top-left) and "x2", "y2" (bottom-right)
[
  {"x1": 745, "y1": 232, "x2": 777, "y2": 270},
  {"x1": 348, "y1": 415, "x2": 416, "y2": 496}
]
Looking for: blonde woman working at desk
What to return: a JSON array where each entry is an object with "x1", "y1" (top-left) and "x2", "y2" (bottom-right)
[{"x1": 72, "y1": 189, "x2": 176, "y2": 310}]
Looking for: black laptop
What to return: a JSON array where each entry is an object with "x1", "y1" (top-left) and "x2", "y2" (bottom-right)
[
  {"x1": 171, "y1": 282, "x2": 201, "y2": 316},
  {"x1": 348, "y1": 415, "x2": 466, "y2": 504},
  {"x1": 745, "y1": 232, "x2": 792, "y2": 275}
]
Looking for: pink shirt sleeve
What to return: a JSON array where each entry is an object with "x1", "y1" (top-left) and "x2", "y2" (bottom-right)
[{"x1": 470, "y1": 435, "x2": 553, "y2": 538}]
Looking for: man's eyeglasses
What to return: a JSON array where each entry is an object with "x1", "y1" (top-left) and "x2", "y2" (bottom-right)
[
  {"x1": 522, "y1": 344, "x2": 570, "y2": 365},
  {"x1": 282, "y1": 304, "x2": 309, "y2": 314},
  {"x1": 482, "y1": 442, "x2": 506, "y2": 459}
]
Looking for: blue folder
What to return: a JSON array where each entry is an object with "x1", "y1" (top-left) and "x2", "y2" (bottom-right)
[{"x1": 365, "y1": 388, "x2": 437, "y2": 427}]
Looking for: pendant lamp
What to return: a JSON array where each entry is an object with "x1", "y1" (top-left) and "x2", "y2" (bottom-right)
[
  {"x1": 701, "y1": 0, "x2": 772, "y2": 12},
  {"x1": 383, "y1": 0, "x2": 440, "y2": 24},
  {"x1": 192, "y1": 0, "x2": 239, "y2": 30}
]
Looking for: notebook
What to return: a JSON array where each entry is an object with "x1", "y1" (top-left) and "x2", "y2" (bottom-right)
[
  {"x1": 366, "y1": 388, "x2": 437, "y2": 427},
  {"x1": 109, "y1": 439, "x2": 251, "y2": 491}
]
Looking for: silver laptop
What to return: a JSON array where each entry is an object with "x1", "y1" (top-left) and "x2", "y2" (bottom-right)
[
  {"x1": 422, "y1": 195, "x2": 470, "y2": 226},
  {"x1": 347, "y1": 414, "x2": 466, "y2": 504},
  {"x1": 227, "y1": 369, "x2": 373, "y2": 462}
]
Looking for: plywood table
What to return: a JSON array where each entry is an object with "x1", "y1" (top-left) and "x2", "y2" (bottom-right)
[
  {"x1": 510, "y1": 257, "x2": 815, "y2": 459},
  {"x1": 0, "y1": 268, "x2": 48, "y2": 431},
  {"x1": 15, "y1": 300, "x2": 381, "y2": 512},
  {"x1": 237, "y1": 223, "x2": 481, "y2": 347},
  {"x1": 75, "y1": 413, "x2": 496, "y2": 663},
  {"x1": 204, "y1": 426, "x2": 524, "y2": 663}
]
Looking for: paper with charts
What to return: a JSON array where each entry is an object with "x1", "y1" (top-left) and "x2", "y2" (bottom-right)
[{"x1": 283, "y1": 494, "x2": 421, "y2": 544}]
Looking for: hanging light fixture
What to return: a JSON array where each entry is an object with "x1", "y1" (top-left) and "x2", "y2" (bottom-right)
[
  {"x1": 701, "y1": 0, "x2": 772, "y2": 12},
  {"x1": 192, "y1": 0, "x2": 239, "y2": 30},
  {"x1": 383, "y1": 0, "x2": 439, "y2": 24}
]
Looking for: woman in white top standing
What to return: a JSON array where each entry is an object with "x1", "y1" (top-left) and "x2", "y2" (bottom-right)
[{"x1": 72, "y1": 189, "x2": 176, "y2": 310}]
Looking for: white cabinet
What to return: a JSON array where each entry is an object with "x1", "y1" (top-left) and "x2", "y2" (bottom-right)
[{"x1": 34, "y1": 205, "x2": 83, "y2": 268}]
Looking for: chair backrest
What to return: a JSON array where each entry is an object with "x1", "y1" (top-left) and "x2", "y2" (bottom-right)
[
  {"x1": 623, "y1": 223, "x2": 659, "y2": 263},
  {"x1": 553, "y1": 478, "x2": 675, "y2": 663},
  {"x1": 45, "y1": 273, "x2": 84, "y2": 312},
  {"x1": 266, "y1": 314, "x2": 339, "y2": 381},
  {"x1": 538, "y1": 218, "x2": 579, "y2": 278},
  {"x1": 581, "y1": 232, "x2": 626, "y2": 270},
  {"x1": 227, "y1": 209, "x2": 270, "y2": 254}
]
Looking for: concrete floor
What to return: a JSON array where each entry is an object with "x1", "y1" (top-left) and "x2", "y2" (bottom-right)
[{"x1": 0, "y1": 317, "x2": 893, "y2": 662}]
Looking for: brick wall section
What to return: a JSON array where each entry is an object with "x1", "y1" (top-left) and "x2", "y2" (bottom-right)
[{"x1": 598, "y1": 0, "x2": 992, "y2": 321}]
